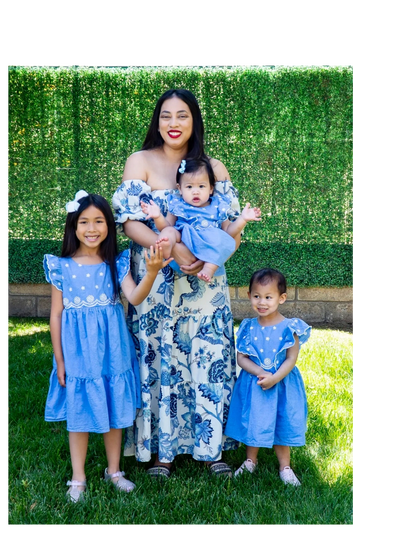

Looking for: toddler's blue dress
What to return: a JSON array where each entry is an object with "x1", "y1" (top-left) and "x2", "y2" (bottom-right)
[
  {"x1": 43, "y1": 250, "x2": 141, "y2": 433},
  {"x1": 166, "y1": 192, "x2": 236, "y2": 276},
  {"x1": 225, "y1": 317, "x2": 311, "y2": 447}
]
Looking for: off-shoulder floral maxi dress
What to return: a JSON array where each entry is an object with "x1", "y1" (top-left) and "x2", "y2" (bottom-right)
[{"x1": 112, "y1": 180, "x2": 240, "y2": 463}]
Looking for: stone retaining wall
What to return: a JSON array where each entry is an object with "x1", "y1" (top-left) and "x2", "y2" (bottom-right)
[{"x1": 9, "y1": 284, "x2": 352, "y2": 328}]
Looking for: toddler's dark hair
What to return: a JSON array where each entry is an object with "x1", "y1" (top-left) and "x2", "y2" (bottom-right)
[
  {"x1": 61, "y1": 193, "x2": 120, "y2": 302},
  {"x1": 249, "y1": 268, "x2": 287, "y2": 295},
  {"x1": 176, "y1": 156, "x2": 216, "y2": 188}
]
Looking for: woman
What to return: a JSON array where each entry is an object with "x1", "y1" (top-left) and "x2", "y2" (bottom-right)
[{"x1": 112, "y1": 89, "x2": 240, "y2": 477}]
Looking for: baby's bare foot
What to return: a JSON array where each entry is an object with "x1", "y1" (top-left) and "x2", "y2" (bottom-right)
[
  {"x1": 197, "y1": 264, "x2": 218, "y2": 283},
  {"x1": 197, "y1": 271, "x2": 212, "y2": 282},
  {"x1": 155, "y1": 237, "x2": 173, "y2": 259}
]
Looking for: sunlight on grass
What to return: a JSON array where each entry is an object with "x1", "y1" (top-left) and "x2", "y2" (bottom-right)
[
  {"x1": 8, "y1": 319, "x2": 50, "y2": 338},
  {"x1": 9, "y1": 320, "x2": 353, "y2": 525}
]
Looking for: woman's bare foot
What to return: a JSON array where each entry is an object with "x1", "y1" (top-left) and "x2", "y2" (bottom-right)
[{"x1": 155, "y1": 237, "x2": 173, "y2": 259}]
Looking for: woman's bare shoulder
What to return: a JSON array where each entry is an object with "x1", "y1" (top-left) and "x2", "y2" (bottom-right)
[
  {"x1": 210, "y1": 157, "x2": 231, "y2": 182},
  {"x1": 122, "y1": 150, "x2": 153, "y2": 182}
]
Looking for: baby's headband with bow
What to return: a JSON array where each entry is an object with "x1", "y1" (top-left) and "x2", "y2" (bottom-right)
[
  {"x1": 65, "y1": 190, "x2": 89, "y2": 213},
  {"x1": 178, "y1": 160, "x2": 186, "y2": 174}
]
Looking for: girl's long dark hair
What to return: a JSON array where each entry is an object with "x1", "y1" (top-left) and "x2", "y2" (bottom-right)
[
  {"x1": 61, "y1": 194, "x2": 120, "y2": 302},
  {"x1": 142, "y1": 89, "x2": 206, "y2": 160}
]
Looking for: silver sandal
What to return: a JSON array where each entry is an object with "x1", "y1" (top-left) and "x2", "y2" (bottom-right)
[
  {"x1": 104, "y1": 468, "x2": 136, "y2": 492},
  {"x1": 207, "y1": 461, "x2": 233, "y2": 477},
  {"x1": 66, "y1": 479, "x2": 86, "y2": 503},
  {"x1": 147, "y1": 465, "x2": 171, "y2": 479}
]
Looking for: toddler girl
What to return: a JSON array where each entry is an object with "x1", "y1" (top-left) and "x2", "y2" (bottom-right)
[{"x1": 224, "y1": 268, "x2": 311, "y2": 485}]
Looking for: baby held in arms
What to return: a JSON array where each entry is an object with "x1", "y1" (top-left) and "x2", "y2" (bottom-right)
[{"x1": 141, "y1": 157, "x2": 261, "y2": 282}]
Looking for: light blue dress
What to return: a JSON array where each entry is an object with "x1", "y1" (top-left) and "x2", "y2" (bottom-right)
[
  {"x1": 167, "y1": 193, "x2": 236, "y2": 276},
  {"x1": 225, "y1": 317, "x2": 311, "y2": 447},
  {"x1": 43, "y1": 250, "x2": 141, "y2": 433},
  {"x1": 112, "y1": 180, "x2": 240, "y2": 463}
]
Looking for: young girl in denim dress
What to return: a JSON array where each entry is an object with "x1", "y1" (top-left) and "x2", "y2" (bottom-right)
[{"x1": 225, "y1": 268, "x2": 311, "y2": 485}]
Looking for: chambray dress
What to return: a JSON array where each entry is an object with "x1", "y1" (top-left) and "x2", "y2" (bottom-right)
[
  {"x1": 43, "y1": 250, "x2": 141, "y2": 433},
  {"x1": 112, "y1": 180, "x2": 240, "y2": 462},
  {"x1": 225, "y1": 317, "x2": 311, "y2": 447},
  {"x1": 167, "y1": 193, "x2": 236, "y2": 276}
]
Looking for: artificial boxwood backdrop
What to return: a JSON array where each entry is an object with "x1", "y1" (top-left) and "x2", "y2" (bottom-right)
[{"x1": 8, "y1": 66, "x2": 352, "y2": 286}]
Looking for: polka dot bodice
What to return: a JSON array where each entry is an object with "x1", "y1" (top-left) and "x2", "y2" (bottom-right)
[
  {"x1": 236, "y1": 317, "x2": 311, "y2": 373},
  {"x1": 43, "y1": 250, "x2": 130, "y2": 309}
]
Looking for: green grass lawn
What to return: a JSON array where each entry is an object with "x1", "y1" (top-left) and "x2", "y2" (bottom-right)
[{"x1": 8, "y1": 318, "x2": 352, "y2": 525}]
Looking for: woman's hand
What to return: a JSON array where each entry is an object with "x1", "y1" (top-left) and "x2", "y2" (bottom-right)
[
  {"x1": 169, "y1": 241, "x2": 204, "y2": 275},
  {"x1": 179, "y1": 259, "x2": 205, "y2": 276}
]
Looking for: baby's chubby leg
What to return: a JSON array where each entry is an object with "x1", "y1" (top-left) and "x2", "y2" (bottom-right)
[
  {"x1": 197, "y1": 262, "x2": 219, "y2": 283},
  {"x1": 155, "y1": 227, "x2": 181, "y2": 259}
]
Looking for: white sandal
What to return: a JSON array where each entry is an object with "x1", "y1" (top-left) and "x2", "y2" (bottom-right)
[
  {"x1": 104, "y1": 468, "x2": 136, "y2": 492},
  {"x1": 66, "y1": 479, "x2": 86, "y2": 503},
  {"x1": 234, "y1": 458, "x2": 257, "y2": 477}
]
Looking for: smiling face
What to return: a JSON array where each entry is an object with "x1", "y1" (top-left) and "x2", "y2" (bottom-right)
[
  {"x1": 158, "y1": 96, "x2": 193, "y2": 149},
  {"x1": 248, "y1": 280, "x2": 287, "y2": 324},
  {"x1": 177, "y1": 169, "x2": 214, "y2": 208},
  {"x1": 75, "y1": 205, "x2": 108, "y2": 253}
]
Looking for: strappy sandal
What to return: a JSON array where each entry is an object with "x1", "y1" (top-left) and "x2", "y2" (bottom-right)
[
  {"x1": 147, "y1": 465, "x2": 171, "y2": 479},
  {"x1": 66, "y1": 480, "x2": 86, "y2": 503},
  {"x1": 206, "y1": 461, "x2": 232, "y2": 477},
  {"x1": 104, "y1": 469, "x2": 136, "y2": 492}
]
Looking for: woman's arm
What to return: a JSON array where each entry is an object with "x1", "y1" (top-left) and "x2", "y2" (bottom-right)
[
  {"x1": 121, "y1": 152, "x2": 201, "y2": 269},
  {"x1": 212, "y1": 158, "x2": 242, "y2": 250}
]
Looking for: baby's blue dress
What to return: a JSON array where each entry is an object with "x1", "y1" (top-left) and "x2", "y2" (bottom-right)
[
  {"x1": 225, "y1": 317, "x2": 311, "y2": 447},
  {"x1": 167, "y1": 193, "x2": 236, "y2": 276},
  {"x1": 43, "y1": 250, "x2": 141, "y2": 433}
]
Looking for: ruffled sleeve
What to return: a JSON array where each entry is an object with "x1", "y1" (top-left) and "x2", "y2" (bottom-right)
[
  {"x1": 278, "y1": 318, "x2": 312, "y2": 354},
  {"x1": 112, "y1": 180, "x2": 152, "y2": 228},
  {"x1": 167, "y1": 193, "x2": 186, "y2": 218},
  {"x1": 214, "y1": 181, "x2": 240, "y2": 221},
  {"x1": 43, "y1": 254, "x2": 63, "y2": 291},
  {"x1": 211, "y1": 193, "x2": 234, "y2": 222},
  {"x1": 236, "y1": 318, "x2": 259, "y2": 357},
  {"x1": 115, "y1": 249, "x2": 131, "y2": 285}
]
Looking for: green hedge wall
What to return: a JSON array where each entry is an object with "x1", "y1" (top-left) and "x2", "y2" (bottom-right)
[{"x1": 8, "y1": 66, "x2": 352, "y2": 287}]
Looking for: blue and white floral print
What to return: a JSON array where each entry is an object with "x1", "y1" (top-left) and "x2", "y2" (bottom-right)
[{"x1": 112, "y1": 180, "x2": 240, "y2": 462}]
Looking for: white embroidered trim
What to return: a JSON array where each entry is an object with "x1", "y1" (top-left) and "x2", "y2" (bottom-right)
[{"x1": 63, "y1": 297, "x2": 121, "y2": 309}]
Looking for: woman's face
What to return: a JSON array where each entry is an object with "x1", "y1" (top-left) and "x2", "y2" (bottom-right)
[{"x1": 158, "y1": 96, "x2": 193, "y2": 149}]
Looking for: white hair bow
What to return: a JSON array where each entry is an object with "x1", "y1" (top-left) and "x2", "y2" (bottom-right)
[{"x1": 65, "y1": 190, "x2": 89, "y2": 212}]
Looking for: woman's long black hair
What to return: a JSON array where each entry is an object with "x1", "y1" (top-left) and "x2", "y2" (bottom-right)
[
  {"x1": 61, "y1": 193, "x2": 120, "y2": 302},
  {"x1": 142, "y1": 89, "x2": 206, "y2": 160}
]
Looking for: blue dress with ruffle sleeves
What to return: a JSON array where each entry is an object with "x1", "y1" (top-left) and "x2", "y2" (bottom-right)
[
  {"x1": 43, "y1": 249, "x2": 141, "y2": 433},
  {"x1": 166, "y1": 193, "x2": 236, "y2": 276},
  {"x1": 225, "y1": 317, "x2": 311, "y2": 447}
]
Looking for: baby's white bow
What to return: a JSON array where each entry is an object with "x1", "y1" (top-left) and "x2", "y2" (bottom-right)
[{"x1": 65, "y1": 190, "x2": 89, "y2": 213}]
